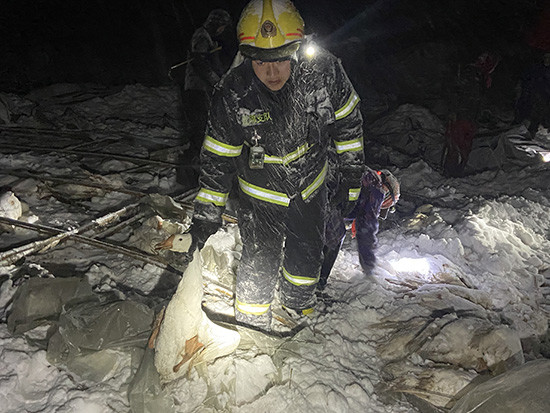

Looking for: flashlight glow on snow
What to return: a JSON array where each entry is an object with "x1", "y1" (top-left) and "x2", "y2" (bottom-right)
[
  {"x1": 305, "y1": 45, "x2": 316, "y2": 57},
  {"x1": 390, "y1": 257, "x2": 431, "y2": 275}
]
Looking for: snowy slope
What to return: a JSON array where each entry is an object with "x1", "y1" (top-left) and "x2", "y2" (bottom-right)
[{"x1": 0, "y1": 84, "x2": 549, "y2": 413}]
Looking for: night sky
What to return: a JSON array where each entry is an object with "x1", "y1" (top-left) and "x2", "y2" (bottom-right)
[{"x1": 0, "y1": 0, "x2": 543, "y2": 95}]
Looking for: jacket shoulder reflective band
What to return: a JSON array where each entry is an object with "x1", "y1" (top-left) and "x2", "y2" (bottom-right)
[
  {"x1": 203, "y1": 135, "x2": 243, "y2": 157},
  {"x1": 333, "y1": 137, "x2": 364, "y2": 154},
  {"x1": 235, "y1": 299, "x2": 270, "y2": 316},
  {"x1": 196, "y1": 188, "x2": 229, "y2": 207},
  {"x1": 335, "y1": 90, "x2": 360, "y2": 121},
  {"x1": 282, "y1": 267, "x2": 319, "y2": 286}
]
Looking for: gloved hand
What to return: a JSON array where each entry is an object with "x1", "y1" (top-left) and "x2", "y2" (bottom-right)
[
  {"x1": 379, "y1": 170, "x2": 400, "y2": 210},
  {"x1": 331, "y1": 170, "x2": 365, "y2": 218},
  {"x1": 186, "y1": 219, "x2": 221, "y2": 259}
]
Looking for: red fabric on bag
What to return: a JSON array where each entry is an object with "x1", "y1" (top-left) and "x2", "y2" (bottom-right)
[
  {"x1": 443, "y1": 119, "x2": 477, "y2": 177},
  {"x1": 447, "y1": 119, "x2": 476, "y2": 157}
]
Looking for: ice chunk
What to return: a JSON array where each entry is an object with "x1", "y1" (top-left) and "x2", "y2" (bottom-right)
[
  {"x1": 235, "y1": 355, "x2": 277, "y2": 405},
  {"x1": 419, "y1": 318, "x2": 524, "y2": 372},
  {"x1": 383, "y1": 362, "x2": 478, "y2": 408}
]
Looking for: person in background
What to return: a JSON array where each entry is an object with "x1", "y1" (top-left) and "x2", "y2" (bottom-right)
[
  {"x1": 515, "y1": 52, "x2": 550, "y2": 138},
  {"x1": 187, "y1": 0, "x2": 365, "y2": 332},
  {"x1": 442, "y1": 52, "x2": 500, "y2": 177},
  {"x1": 173, "y1": 9, "x2": 233, "y2": 188},
  {"x1": 515, "y1": 0, "x2": 550, "y2": 138}
]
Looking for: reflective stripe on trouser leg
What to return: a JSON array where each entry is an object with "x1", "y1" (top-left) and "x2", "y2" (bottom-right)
[
  {"x1": 235, "y1": 197, "x2": 287, "y2": 329},
  {"x1": 280, "y1": 187, "x2": 326, "y2": 310}
]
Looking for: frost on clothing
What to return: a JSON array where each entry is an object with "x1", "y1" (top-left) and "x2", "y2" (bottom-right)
[{"x1": 194, "y1": 48, "x2": 364, "y2": 328}]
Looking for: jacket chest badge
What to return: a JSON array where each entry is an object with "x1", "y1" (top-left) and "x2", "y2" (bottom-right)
[{"x1": 241, "y1": 111, "x2": 272, "y2": 127}]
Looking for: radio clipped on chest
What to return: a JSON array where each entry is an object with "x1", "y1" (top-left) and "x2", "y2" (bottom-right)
[{"x1": 249, "y1": 130, "x2": 265, "y2": 169}]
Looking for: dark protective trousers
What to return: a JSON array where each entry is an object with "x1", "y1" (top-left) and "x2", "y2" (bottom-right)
[
  {"x1": 235, "y1": 189, "x2": 326, "y2": 329},
  {"x1": 180, "y1": 88, "x2": 209, "y2": 159},
  {"x1": 177, "y1": 88, "x2": 209, "y2": 188}
]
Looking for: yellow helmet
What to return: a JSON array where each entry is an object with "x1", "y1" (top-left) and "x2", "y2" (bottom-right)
[{"x1": 237, "y1": 0, "x2": 305, "y2": 60}]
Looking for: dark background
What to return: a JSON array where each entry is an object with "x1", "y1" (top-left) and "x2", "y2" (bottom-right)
[{"x1": 0, "y1": 0, "x2": 546, "y2": 116}]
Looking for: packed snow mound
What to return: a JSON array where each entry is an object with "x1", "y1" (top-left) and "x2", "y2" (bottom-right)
[{"x1": 368, "y1": 104, "x2": 445, "y2": 168}]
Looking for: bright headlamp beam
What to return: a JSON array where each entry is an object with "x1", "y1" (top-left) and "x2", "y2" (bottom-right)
[{"x1": 305, "y1": 45, "x2": 316, "y2": 57}]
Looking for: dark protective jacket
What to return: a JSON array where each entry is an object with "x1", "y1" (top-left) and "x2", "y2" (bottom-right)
[
  {"x1": 194, "y1": 47, "x2": 365, "y2": 223},
  {"x1": 184, "y1": 26, "x2": 225, "y2": 93}
]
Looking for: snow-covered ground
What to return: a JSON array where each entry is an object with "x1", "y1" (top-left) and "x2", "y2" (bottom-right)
[{"x1": 1, "y1": 84, "x2": 549, "y2": 413}]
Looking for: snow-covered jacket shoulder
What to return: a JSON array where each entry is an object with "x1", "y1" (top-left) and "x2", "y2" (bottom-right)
[{"x1": 194, "y1": 47, "x2": 364, "y2": 223}]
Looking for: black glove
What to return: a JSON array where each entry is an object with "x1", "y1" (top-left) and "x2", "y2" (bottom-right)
[{"x1": 188, "y1": 219, "x2": 220, "y2": 255}]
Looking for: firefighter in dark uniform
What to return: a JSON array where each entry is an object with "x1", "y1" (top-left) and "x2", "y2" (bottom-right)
[{"x1": 189, "y1": 0, "x2": 364, "y2": 331}]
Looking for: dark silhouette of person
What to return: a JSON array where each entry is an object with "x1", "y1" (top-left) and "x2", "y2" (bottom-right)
[{"x1": 175, "y1": 9, "x2": 233, "y2": 188}]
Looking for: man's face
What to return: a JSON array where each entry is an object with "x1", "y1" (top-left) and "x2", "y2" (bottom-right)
[{"x1": 252, "y1": 60, "x2": 291, "y2": 91}]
